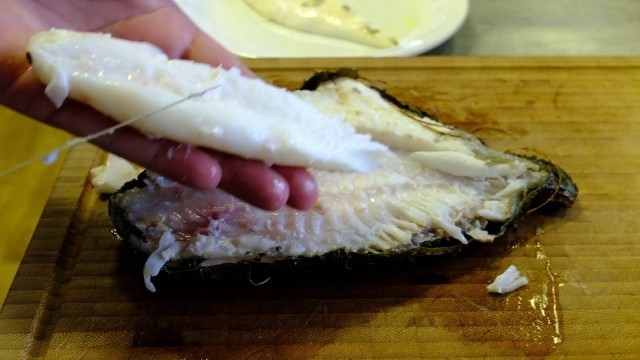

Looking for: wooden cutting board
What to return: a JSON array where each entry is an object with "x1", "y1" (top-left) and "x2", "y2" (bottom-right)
[{"x1": 1, "y1": 57, "x2": 638, "y2": 359}]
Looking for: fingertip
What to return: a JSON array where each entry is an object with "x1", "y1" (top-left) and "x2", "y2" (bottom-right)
[
  {"x1": 215, "y1": 155, "x2": 290, "y2": 211},
  {"x1": 260, "y1": 176, "x2": 290, "y2": 211},
  {"x1": 292, "y1": 177, "x2": 319, "y2": 210},
  {"x1": 181, "y1": 157, "x2": 223, "y2": 190},
  {"x1": 274, "y1": 166, "x2": 319, "y2": 211}
]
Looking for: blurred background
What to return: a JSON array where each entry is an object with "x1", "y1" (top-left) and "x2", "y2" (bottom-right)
[
  {"x1": 426, "y1": 0, "x2": 640, "y2": 56},
  {"x1": 1, "y1": 0, "x2": 639, "y2": 303}
]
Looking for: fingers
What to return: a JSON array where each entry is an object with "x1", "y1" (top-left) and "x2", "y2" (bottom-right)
[
  {"x1": 206, "y1": 153, "x2": 319, "y2": 211},
  {"x1": 44, "y1": 99, "x2": 318, "y2": 211},
  {"x1": 42, "y1": 100, "x2": 224, "y2": 190},
  {"x1": 98, "y1": 135, "x2": 224, "y2": 191},
  {"x1": 213, "y1": 156, "x2": 289, "y2": 211}
]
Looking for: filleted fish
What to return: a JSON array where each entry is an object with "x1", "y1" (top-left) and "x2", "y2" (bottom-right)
[
  {"x1": 110, "y1": 71, "x2": 577, "y2": 292},
  {"x1": 26, "y1": 30, "x2": 577, "y2": 292}
]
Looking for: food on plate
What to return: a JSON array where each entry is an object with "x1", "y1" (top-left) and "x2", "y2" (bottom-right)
[
  {"x1": 241, "y1": 0, "x2": 397, "y2": 48},
  {"x1": 27, "y1": 29, "x2": 390, "y2": 173},
  {"x1": 109, "y1": 69, "x2": 578, "y2": 292},
  {"x1": 487, "y1": 265, "x2": 529, "y2": 294}
]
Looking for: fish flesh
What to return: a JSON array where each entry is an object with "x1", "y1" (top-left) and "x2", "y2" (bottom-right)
[
  {"x1": 109, "y1": 70, "x2": 578, "y2": 292},
  {"x1": 90, "y1": 153, "x2": 142, "y2": 194},
  {"x1": 241, "y1": 0, "x2": 397, "y2": 48},
  {"x1": 27, "y1": 29, "x2": 390, "y2": 172},
  {"x1": 487, "y1": 265, "x2": 529, "y2": 294}
]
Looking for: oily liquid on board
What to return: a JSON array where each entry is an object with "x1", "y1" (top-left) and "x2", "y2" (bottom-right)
[
  {"x1": 304, "y1": 217, "x2": 567, "y2": 359},
  {"x1": 313, "y1": 223, "x2": 567, "y2": 359},
  {"x1": 440, "y1": 226, "x2": 564, "y2": 357},
  {"x1": 434, "y1": 109, "x2": 564, "y2": 356}
]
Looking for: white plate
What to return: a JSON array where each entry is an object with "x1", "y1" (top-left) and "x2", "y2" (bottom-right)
[{"x1": 175, "y1": 0, "x2": 469, "y2": 58}]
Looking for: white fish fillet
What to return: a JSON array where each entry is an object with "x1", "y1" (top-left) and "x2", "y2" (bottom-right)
[
  {"x1": 242, "y1": 0, "x2": 397, "y2": 48},
  {"x1": 27, "y1": 29, "x2": 391, "y2": 172}
]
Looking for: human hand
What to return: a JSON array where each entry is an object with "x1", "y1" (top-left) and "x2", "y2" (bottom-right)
[{"x1": 0, "y1": 0, "x2": 318, "y2": 211}]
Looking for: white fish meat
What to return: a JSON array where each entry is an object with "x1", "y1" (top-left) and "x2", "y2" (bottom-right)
[
  {"x1": 241, "y1": 0, "x2": 397, "y2": 48},
  {"x1": 90, "y1": 153, "x2": 142, "y2": 194},
  {"x1": 487, "y1": 265, "x2": 529, "y2": 294},
  {"x1": 109, "y1": 72, "x2": 578, "y2": 292},
  {"x1": 27, "y1": 29, "x2": 391, "y2": 172}
]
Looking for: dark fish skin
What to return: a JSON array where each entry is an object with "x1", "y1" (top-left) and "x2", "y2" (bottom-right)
[{"x1": 108, "y1": 69, "x2": 578, "y2": 291}]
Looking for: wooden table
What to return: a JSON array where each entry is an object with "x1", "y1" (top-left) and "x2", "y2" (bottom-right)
[{"x1": 1, "y1": 57, "x2": 639, "y2": 359}]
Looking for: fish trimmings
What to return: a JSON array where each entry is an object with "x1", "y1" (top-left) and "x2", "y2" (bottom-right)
[
  {"x1": 90, "y1": 154, "x2": 142, "y2": 194},
  {"x1": 487, "y1": 265, "x2": 529, "y2": 294}
]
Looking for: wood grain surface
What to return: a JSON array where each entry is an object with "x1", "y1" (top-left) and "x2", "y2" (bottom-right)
[
  {"x1": 0, "y1": 57, "x2": 638, "y2": 359},
  {"x1": 0, "y1": 107, "x2": 70, "y2": 306}
]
